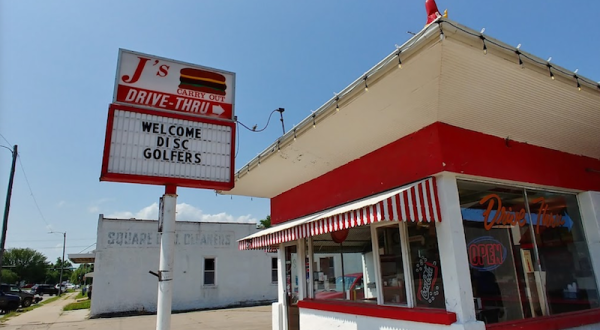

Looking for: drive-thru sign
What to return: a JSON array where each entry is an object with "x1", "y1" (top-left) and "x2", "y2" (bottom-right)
[
  {"x1": 113, "y1": 49, "x2": 235, "y2": 120},
  {"x1": 101, "y1": 49, "x2": 236, "y2": 190},
  {"x1": 100, "y1": 49, "x2": 237, "y2": 330}
]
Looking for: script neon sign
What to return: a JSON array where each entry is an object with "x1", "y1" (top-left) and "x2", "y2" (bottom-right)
[{"x1": 480, "y1": 194, "x2": 566, "y2": 234}]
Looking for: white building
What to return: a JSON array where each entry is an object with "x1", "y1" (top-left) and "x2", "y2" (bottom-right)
[
  {"x1": 87, "y1": 215, "x2": 277, "y2": 317},
  {"x1": 227, "y1": 16, "x2": 600, "y2": 330}
]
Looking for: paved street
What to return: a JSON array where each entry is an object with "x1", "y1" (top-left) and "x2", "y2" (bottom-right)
[{"x1": 1, "y1": 293, "x2": 272, "y2": 330}]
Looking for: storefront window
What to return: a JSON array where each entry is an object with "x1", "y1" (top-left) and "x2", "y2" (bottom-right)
[
  {"x1": 308, "y1": 222, "x2": 446, "y2": 310},
  {"x1": 525, "y1": 190, "x2": 599, "y2": 315},
  {"x1": 312, "y1": 226, "x2": 377, "y2": 303},
  {"x1": 377, "y1": 225, "x2": 407, "y2": 305},
  {"x1": 408, "y1": 222, "x2": 445, "y2": 309},
  {"x1": 458, "y1": 180, "x2": 599, "y2": 325}
]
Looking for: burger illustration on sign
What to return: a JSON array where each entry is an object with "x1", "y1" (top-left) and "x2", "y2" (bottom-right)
[{"x1": 179, "y1": 68, "x2": 227, "y2": 96}]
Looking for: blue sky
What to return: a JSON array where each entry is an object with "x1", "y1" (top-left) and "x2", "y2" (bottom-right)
[{"x1": 1, "y1": 1, "x2": 599, "y2": 265}]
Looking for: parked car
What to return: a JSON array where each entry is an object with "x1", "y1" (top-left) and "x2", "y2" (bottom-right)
[
  {"x1": 55, "y1": 283, "x2": 67, "y2": 292},
  {"x1": 0, "y1": 284, "x2": 42, "y2": 307},
  {"x1": 0, "y1": 291, "x2": 21, "y2": 313},
  {"x1": 315, "y1": 273, "x2": 365, "y2": 300},
  {"x1": 30, "y1": 284, "x2": 59, "y2": 296}
]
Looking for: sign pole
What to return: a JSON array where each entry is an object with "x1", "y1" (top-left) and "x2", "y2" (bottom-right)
[{"x1": 156, "y1": 184, "x2": 177, "y2": 330}]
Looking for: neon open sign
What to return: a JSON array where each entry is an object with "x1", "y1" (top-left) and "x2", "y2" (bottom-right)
[{"x1": 467, "y1": 236, "x2": 507, "y2": 271}]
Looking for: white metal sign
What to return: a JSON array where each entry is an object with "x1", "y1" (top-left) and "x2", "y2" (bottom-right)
[
  {"x1": 113, "y1": 49, "x2": 235, "y2": 120},
  {"x1": 100, "y1": 104, "x2": 235, "y2": 190}
]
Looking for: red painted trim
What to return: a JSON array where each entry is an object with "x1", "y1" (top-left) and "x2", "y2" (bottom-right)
[
  {"x1": 100, "y1": 172, "x2": 233, "y2": 190},
  {"x1": 271, "y1": 125, "x2": 444, "y2": 224},
  {"x1": 165, "y1": 185, "x2": 177, "y2": 195},
  {"x1": 115, "y1": 84, "x2": 234, "y2": 120},
  {"x1": 100, "y1": 104, "x2": 116, "y2": 179},
  {"x1": 100, "y1": 103, "x2": 236, "y2": 191},
  {"x1": 298, "y1": 299, "x2": 457, "y2": 325},
  {"x1": 486, "y1": 308, "x2": 600, "y2": 330},
  {"x1": 271, "y1": 122, "x2": 600, "y2": 225},
  {"x1": 107, "y1": 103, "x2": 236, "y2": 126},
  {"x1": 437, "y1": 123, "x2": 600, "y2": 195}
]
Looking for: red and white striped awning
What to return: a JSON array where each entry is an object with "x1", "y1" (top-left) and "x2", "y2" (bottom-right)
[{"x1": 239, "y1": 177, "x2": 441, "y2": 250}]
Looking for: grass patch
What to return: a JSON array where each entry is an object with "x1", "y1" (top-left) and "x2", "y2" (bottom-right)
[
  {"x1": 0, "y1": 294, "x2": 63, "y2": 322},
  {"x1": 63, "y1": 300, "x2": 90, "y2": 311},
  {"x1": 75, "y1": 290, "x2": 87, "y2": 299}
]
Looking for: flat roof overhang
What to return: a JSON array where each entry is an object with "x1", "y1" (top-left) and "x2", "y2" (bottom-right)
[
  {"x1": 68, "y1": 253, "x2": 95, "y2": 264},
  {"x1": 221, "y1": 19, "x2": 600, "y2": 199}
]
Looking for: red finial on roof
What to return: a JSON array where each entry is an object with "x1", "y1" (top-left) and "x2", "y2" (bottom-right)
[{"x1": 426, "y1": 0, "x2": 441, "y2": 25}]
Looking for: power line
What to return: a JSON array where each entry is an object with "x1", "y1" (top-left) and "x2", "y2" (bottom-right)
[
  {"x1": 237, "y1": 108, "x2": 281, "y2": 133},
  {"x1": 235, "y1": 108, "x2": 285, "y2": 160},
  {"x1": 16, "y1": 154, "x2": 52, "y2": 228},
  {"x1": 7, "y1": 238, "x2": 96, "y2": 243},
  {"x1": 0, "y1": 134, "x2": 11, "y2": 146},
  {"x1": 78, "y1": 243, "x2": 96, "y2": 253},
  {"x1": 7, "y1": 245, "x2": 94, "y2": 249}
]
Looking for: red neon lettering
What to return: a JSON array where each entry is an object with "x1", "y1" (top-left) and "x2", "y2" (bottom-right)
[
  {"x1": 480, "y1": 194, "x2": 501, "y2": 230},
  {"x1": 468, "y1": 243, "x2": 504, "y2": 267},
  {"x1": 479, "y1": 194, "x2": 530, "y2": 231},
  {"x1": 469, "y1": 245, "x2": 480, "y2": 265},
  {"x1": 531, "y1": 197, "x2": 566, "y2": 234}
]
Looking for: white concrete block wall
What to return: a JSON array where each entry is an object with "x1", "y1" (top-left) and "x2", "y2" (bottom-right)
[
  {"x1": 434, "y1": 173, "x2": 484, "y2": 330},
  {"x1": 300, "y1": 308, "x2": 456, "y2": 330},
  {"x1": 565, "y1": 325, "x2": 600, "y2": 330},
  {"x1": 90, "y1": 217, "x2": 277, "y2": 317},
  {"x1": 272, "y1": 302, "x2": 282, "y2": 330}
]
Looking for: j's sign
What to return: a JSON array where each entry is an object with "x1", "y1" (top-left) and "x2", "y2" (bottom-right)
[{"x1": 113, "y1": 49, "x2": 235, "y2": 120}]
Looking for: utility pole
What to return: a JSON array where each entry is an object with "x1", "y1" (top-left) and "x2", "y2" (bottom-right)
[
  {"x1": 50, "y1": 231, "x2": 66, "y2": 295},
  {"x1": 0, "y1": 145, "x2": 18, "y2": 283},
  {"x1": 59, "y1": 232, "x2": 66, "y2": 295}
]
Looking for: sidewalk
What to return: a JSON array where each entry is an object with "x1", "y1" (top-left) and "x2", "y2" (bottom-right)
[
  {"x1": 0, "y1": 303, "x2": 271, "y2": 330},
  {"x1": 63, "y1": 305, "x2": 272, "y2": 330},
  {"x1": 3, "y1": 292, "x2": 86, "y2": 327}
]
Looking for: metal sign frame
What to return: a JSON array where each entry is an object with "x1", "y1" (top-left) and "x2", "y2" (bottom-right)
[{"x1": 100, "y1": 103, "x2": 235, "y2": 190}]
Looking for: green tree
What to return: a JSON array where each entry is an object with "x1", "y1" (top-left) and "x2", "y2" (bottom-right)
[
  {"x1": 1, "y1": 269, "x2": 19, "y2": 284},
  {"x1": 2, "y1": 248, "x2": 49, "y2": 283},
  {"x1": 258, "y1": 215, "x2": 271, "y2": 229},
  {"x1": 46, "y1": 258, "x2": 73, "y2": 284},
  {"x1": 71, "y1": 263, "x2": 93, "y2": 284}
]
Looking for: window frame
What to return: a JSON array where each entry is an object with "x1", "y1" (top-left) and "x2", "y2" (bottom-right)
[
  {"x1": 203, "y1": 257, "x2": 217, "y2": 286},
  {"x1": 371, "y1": 221, "x2": 418, "y2": 307},
  {"x1": 307, "y1": 220, "x2": 440, "y2": 309},
  {"x1": 271, "y1": 257, "x2": 278, "y2": 284}
]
